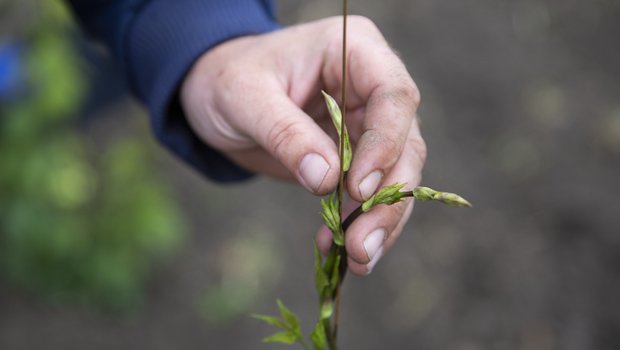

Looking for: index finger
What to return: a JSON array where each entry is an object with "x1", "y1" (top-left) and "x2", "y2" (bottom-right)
[{"x1": 332, "y1": 17, "x2": 421, "y2": 202}]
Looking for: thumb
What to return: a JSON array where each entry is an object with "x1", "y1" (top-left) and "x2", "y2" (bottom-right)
[{"x1": 239, "y1": 92, "x2": 341, "y2": 195}]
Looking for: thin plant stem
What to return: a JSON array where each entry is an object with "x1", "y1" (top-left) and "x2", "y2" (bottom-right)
[
  {"x1": 330, "y1": 1, "x2": 348, "y2": 349},
  {"x1": 337, "y1": 0, "x2": 348, "y2": 208},
  {"x1": 335, "y1": 0, "x2": 348, "y2": 219}
]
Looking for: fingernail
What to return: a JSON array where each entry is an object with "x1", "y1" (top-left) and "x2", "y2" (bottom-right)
[
  {"x1": 363, "y1": 228, "x2": 386, "y2": 262},
  {"x1": 299, "y1": 153, "x2": 330, "y2": 193},
  {"x1": 367, "y1": 247, "x2": 384, "y2": 275},
  {"x1": 359, "y1": 170, "x2": 383, "y2": 200}
]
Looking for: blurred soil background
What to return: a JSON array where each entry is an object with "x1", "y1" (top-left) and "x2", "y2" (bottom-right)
[{"x1": 1, "y1": 0, "x2": 619, "y2": 349}]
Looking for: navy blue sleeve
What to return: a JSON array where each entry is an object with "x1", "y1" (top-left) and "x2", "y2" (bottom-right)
[{"x1": 68, "y1": 0, "x2": 280, "y2": 182}]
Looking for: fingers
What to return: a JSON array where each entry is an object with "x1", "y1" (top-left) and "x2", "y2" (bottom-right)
[
  {"x1": 348, "y1": 73, "x2": 420, "y2": 202},
  {"x1": 346, "y1": 201, "x2": 414, "y2": 276},
  {"x1": 226, "y1": 148, "x2": 295, "y2": 181},
  {"x1": 253, "y1": 93, "x2": 342, "y2": 195},
  {"x1": 344, "y1": 125, "x2": 426, "y2": 276},
  {"x1": 212, "y1": 67, "x2": 341, "y2": 195},
  {"x1": 347, "y1": 79, "x2": 419, "y2": 200},
  {"x1": 314, "y1": 125, "x2": 426, "y2": 276},
  {"x1": 311, "y1": 16, "x2": 426, "y2": 276},
  {"x1": 315, "y1": 200, "x2": 360, "y2": 255},
  {"x1": 341, "y1": 38, "x2": 423, "y2": 275},
  {"x1": 323, "y1": 17, "x2": 421, "y2": 202},
  {"x1": 181, "y1": 31, "x2": 341, "y2": 195},
  {"x1": 316, "y1": 200, "x2": 414, "y2": 276}
]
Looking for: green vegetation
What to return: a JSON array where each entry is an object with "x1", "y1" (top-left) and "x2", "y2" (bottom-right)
[
  {"x1": 0, "y1": 1, "x2": 184, "y2": 310},
  {"x1": 254, "y1": 3, "x2": 469, "y2": 348},
  {"x1": 254, "y1": 91, "x2": 470, "y2": 350}
]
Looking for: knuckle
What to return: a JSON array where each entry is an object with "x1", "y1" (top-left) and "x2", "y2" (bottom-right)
[
  {"x1": 382, "y1": 134, "x2": 402, "y2": 159},
  {"x1": 266, "y1": 118, "x2": 303, "y2": 159},
  {"x1": 390, "y1": 82, "x2": 421, "y2": 111},
  {"x1": 371, "y1": 82, "x2": 420, "y2": 120},
  {"x1": 349, "y1": 15, "x2": 380, "y2": 34},
  {"x1": 214, "y1": 64, "x2": 253, "y2": 93},
  {"x1": 409, "y1": 83, "x2": 422, "y2": 109},
  {"x1": 362, "y1": 129, "x2": 401, "y2": 163},
  {"x1": 409, "y1": 135, "x2": 427, "y2": 165}
]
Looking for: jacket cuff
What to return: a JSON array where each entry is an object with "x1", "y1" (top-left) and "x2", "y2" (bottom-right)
[{"x1": 126, "y1": 0, "x2": 280, "y2": 181}]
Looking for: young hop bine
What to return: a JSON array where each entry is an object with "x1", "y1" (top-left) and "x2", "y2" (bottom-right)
[
  {"x1": 254, "y1": 2, "x2": 470, "y2": 349},
  {"x1": 253, "y1": 92, "x2": 471, "y2": 350}
]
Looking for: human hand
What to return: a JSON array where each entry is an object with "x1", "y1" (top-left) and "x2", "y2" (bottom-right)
[{"x1": 180, "y1": 16, "x2": 426, "y2": 276}]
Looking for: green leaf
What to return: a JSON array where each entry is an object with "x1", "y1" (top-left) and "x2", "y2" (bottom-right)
[
  {"x1": 314, "y1": 242, "x2": 329, "y2": 297},
  {"x1": 320, "y1": 300, "x2": 334, "y2": 320},
  {"x1": 329, "y1": 254, "x2": 341, "y2": 293},
  {"x1": 251, "y1": 314, "x2": 287, "y2": 330},
  {"x1": 322, "y1": 90, "x2": 342, "y2": 130},
  {"x1": 321, "y1": 90, "x2": 352, "y2": 172},
  {"x1": 262, "y1": 331, "x2": 298, "y2": 345},
  {"x1": 362, "y1": 183, "x2": 409, "y2": 212},
  {"x1": 341, "y1": 131, "x2": 352, "y2": 173},
  {"x1": 434, "y1": 192, "x2": 472, "y2": 208},
  {"x1": 331, "y1": 230, "x2": 344, "y2": 246},
  {"x1": 411, "y1": 186, "x2": 435, "y2": 202},
  {"x1": 320, "y1": 193, "x2": 344, "y2": 246},
  {"x1": 412, "y1": 186, "x2": 472, "y2": 208},
  {"x1": 310, "y1": 321, "x2": 327, "y2": 350},
  {"x1": 320, "y1": 194, "x2": 339, "y2": 233},
  {"x1": 277, "y1": 299, "x2": 301, "y2": 334},
  {"x1": 322, "y1": 251, "x2": 337, "y2": 283},
  {"x1": 254, "y1": 301, "x2": 305, "y2": 347}
]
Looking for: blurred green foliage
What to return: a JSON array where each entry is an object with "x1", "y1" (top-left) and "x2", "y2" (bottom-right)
[
  {"x1": 0, "y1": 1, "x2": 184, "y2": 310},
  {"x1": 200, "y1": 230, "x2": 283, "y2": 325}
]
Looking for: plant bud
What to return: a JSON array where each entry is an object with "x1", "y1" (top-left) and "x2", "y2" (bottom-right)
[
  {"x1": 412, "y1": 186, "x2": 436, "y2": 201},
  {"x1": 433, "y1": 192, "x2": 472, "y2": 208}
]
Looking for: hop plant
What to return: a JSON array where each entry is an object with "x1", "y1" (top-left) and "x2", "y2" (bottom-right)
[
  {"x1": 254, "y1": 3, "x2": 470, "y2": 348},
  {"x1": 254, "y1": 90, "x2": 471, "y2": 350}
]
